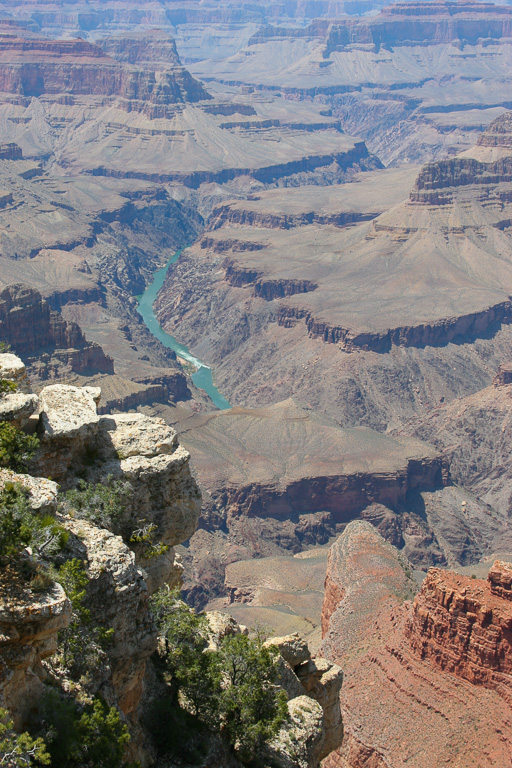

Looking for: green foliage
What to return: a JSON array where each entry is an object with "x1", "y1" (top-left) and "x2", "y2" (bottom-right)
[
  {"x1": 129, "y1": 520, "x2": 168, "y2": 561},
  {"x1": 149, "y1": 589, "x2": 288, "y2": 762},
  {"x1": 0, "y1": 380, "x2": 17, "y2": 396},
  {"x1": 217, "y1": 633, "x2": 288, "y2": 761},
  {"x1": 41, "y1": 692, "x2": 130, "y2": 768},
  {"x1": 59, "y1": 477, "x2": 130, "y2": 531},
  {"x1": 0, "y1": 484, "x2": 67, "y2": 577},
  {"x1": 0, "y1": 707, "x2": 50, "y2": 767},
  {"x1": 0, "y1": 484, "x2": 32, "y2": 562},
  {"x1": 150, "y1": 589, "x2": 221, "y2": 726},
  {"x1": 55, "y1": 559, "x2": 114, "y2": 680},
  {"x1": 0, "y1": 423, "x2": 38, "y2": 473}
]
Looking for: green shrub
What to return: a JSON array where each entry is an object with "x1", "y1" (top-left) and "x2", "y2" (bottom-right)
[
  {"x1": 59, "y1": 477, "x2": 130, "y2": 530},
  {"x1": 150, "y1": 588, "x2": 221, "y2": 727},
  {"x1": 0, "y1": 423, "x2": 38, "y2": 473},
  {"x1": 0, "y1": 379, "x2": 17, "y2": 396},
  {"x1": 149, "y1": 589, "x2": 288, "y2": 763},
  {"x1": 144, "y1": 698, "x2": 208, "y2": 763},
  {"x1": 217, "y1": 633, "x2": 288, "y2": 761},
  {"x1": 129, "y1": 519, "x2": 168, "y2": 561},
  {"x1": 0, "y1": 484, "x2": 67, "y2": 574},
  {"x1": 55, "y1": 558, "x2": 114, "y2": 680},
  {"x1": 40, "y1": 692, "x2": 130, "y2": 768},
  {"x1": 0, "y1": 707, "x2": 50, "y2": 767}
]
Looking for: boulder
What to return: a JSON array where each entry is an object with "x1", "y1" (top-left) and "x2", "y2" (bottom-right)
[{"x1": 265, "y1": 632, "x2": 311, "y2": 667}]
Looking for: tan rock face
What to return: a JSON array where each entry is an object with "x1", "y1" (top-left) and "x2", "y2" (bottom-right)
[
  {"x1": 65, "y1": 518, "x2": 155, "y2": 719},
  {"x1": 265, "y1": 633, "x2": 310, "y2": 667},
  {"x1": 0, "y1": 361, "x2": 201, "y2": 765},
  {"x1": 0, "y1": 353, "x2": 30, "y2": 391},
  {"x1": 0, "y1": 469, "x2": 58, "y2": 514},
  {"x1": 0, "y1": 585, "x2": 71, "y2": 727},
  {"x1": 39, "y1": 384, "x2": 101, "y2": 438},
  {"x1": 0, "y1": 391, "x2": 38, "y2": 429},
  {"x1": 33, "y1": 383, "x2": 201, "y2": 589},
  {"x1": 405, "y1": 562, "x2": 512, "y2": 688},
  {"x1": 271, "y1": 695, "x2": 325, "y2": 768}
]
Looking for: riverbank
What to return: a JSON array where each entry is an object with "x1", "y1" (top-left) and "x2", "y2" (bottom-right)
[{"x1": 137, "y1": 247, "x2": 231, "y2": 411}]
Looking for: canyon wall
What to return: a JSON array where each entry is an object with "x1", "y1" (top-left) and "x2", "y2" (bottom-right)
[
  {"x1": 321, "y1": 522, "x2": 512, "y2": 768},
  {"x1": 0, "y1": 283, "x2": 114, "y2": 377}
]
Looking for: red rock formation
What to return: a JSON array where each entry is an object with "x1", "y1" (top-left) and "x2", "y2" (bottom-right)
[
  {"x1": 321, "y1": 524, "x2": 512, "y2": 767},
  {"x1": 405, "y1": 564, "x2": 512, "y2": 691}
]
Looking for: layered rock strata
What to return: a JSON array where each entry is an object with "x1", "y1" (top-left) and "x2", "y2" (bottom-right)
[
  {"x1": 0, "y1": 32, "x2": 210, "y2": 107},
  {"x1": 156, "y1": 115, "x2": 512, "y2": 432},
  {"x1": 321, "y1": 521, "x2": 512, "y2": 768},
  {"x1": 173, "y1": 399, "x2": 499, "y2": 614},
  {"x1": 405, "y1": 563, "x2": 512, "y2": 693},
  {"x1": 0, "y1": 284, "x2": 113, "y2": 377}
]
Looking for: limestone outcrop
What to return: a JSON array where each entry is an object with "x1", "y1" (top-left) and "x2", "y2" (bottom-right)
[
  {"x1": 64, "y1": 517, "x2": 156, "y2": 727},
  {"x1": 33, "y1": 384, "x2": 201, "y2": 590},
  {"x1": 0, "y1": 353, "x2": 202, "y2": 763},
  {"x1": 0, "y1": 584, "x2": 71, "y2": 728}
]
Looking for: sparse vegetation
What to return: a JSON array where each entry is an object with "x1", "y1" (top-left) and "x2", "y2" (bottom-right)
[
  {"x1": 53, "y1": 558, "x2": 114, "y2": 681},
  {"x1": 149, "y1": 588, "x2": 288, "y2": 764},
  {"x1": 0, "y1": 483, "x2": 67, "y2": 593},
  {"x1": 129, "y1": 519, "x2": 168, "y2": 560},
  {"x1": 39, "y1": 692, "x2": 130, "y2": 768},
  {"x1": 0, "y1": 423, "x2": 38, "y2": 473},
  {"x1": 0, "y1": 708, "x2": 50, "y2": 767},
  {"x1": 59, "y1": 477, "x2": 130, "y2": 530}
]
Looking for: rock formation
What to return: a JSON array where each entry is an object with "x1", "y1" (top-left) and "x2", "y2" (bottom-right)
[
  {"x1": 0, "y1": 353, "x2": 201, "y2": 762},
  {"x1": 0, "y1": 284, "x2": 114, "y2": 379},
  {"x1": 31, "y1": 382, "x2": 201, "y2": 591},
  {"x1": 174, "y1": 398, "x2": 480, "y2": 611},
  {"x1": 155, "y1": 114, "x2": 512, "y2": 436},
  {"x1": 405, "y1": 563, "x2": 512, "y2": 692},
  {"x1": 321, "y1": 521, "x2": 512, "y2": 767},
  {"x1": 0, "y1": 31, "x2": 210, "y2": 108},
  {"x1": 203, "y1": 619, "x2": 344, "y2": 768},
  {"x1": 0, "y1": 352, "x2": 343, "y2": 767}
]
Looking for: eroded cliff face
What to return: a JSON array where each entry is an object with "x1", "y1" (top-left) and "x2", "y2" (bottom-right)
[
  {"x1": 405, "y1": 562, "x2": 512, "y2": 693},
  {"x1": 0, "y1": 283, "x2": 114, "y2": 379},
  {"x1": 0, "y1": 354, "x2": 201, "y2": 763},
  {"x1": 0, "y1": 32, "x2": 210, "y2": 109},
  {"x1": 154, "y1": 114, "x2": 512, "y2": 435},
  {"x1": 321, "y1": 522, "x2": 512, "y2": 768}
]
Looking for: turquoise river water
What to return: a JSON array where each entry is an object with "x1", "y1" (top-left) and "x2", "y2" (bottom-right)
[{"x1": 137, "y1": 247, "x2": 231, "y2": 410}]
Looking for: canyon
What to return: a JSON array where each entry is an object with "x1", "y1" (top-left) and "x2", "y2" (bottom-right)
[{"x1": 0, "y1": 1, "x2": 512, "y2": 766}]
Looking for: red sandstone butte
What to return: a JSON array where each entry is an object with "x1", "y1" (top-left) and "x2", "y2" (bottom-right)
[
  {"x1": 321, "y1": 522, "x2": 512, "y2": 768},
  {"x1": 406, "y1": 563, "x2": 512, "y2": 694}
]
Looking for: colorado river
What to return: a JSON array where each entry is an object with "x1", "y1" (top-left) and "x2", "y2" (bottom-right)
[{"x1": 137, "y1": 247, "x2": 231, "y2": 410}]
